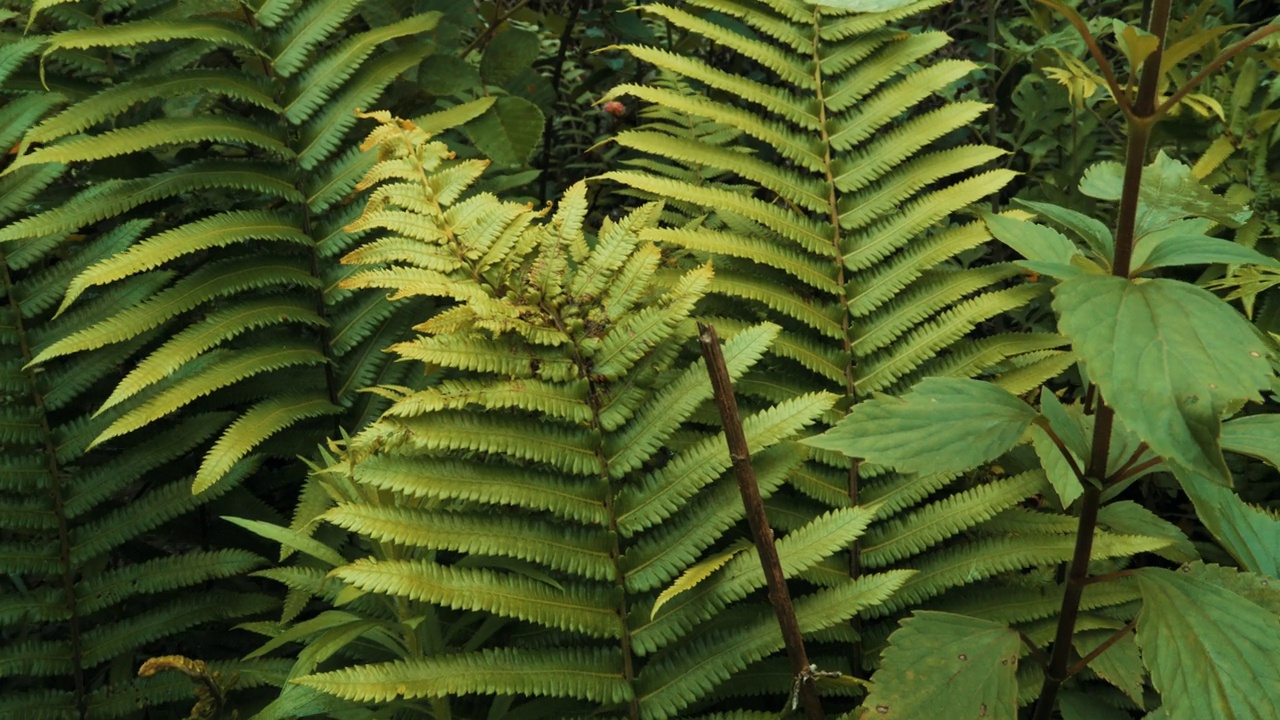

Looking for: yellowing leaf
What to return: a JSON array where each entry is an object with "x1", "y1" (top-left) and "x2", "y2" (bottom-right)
[{"x1": 650, "y1": 539, "x2": 752, "y2": 619}]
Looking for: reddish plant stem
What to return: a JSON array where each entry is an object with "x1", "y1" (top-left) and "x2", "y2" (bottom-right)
[
  {"x1": 1031, "y1": 2, "x2": 1171, "y2": 717},
  {"x1": 1066, "y1": 618, "x2": 1138, "y2": 678},
  {"x1": 697, "y1": 323, "x2": 825, "y2": 720}
]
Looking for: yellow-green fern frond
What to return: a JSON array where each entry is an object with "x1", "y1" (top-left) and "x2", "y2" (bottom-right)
[{"x1": 260, "y1": 113, "x2": 910, "y2": 717}]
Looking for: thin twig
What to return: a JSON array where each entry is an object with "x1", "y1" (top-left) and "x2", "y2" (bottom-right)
[
  {"x1": 697, "y1": 322, "x2": 825, "y2": 720},
  {"x1": 1156, "y1": 25, "x2": 1280, "y2": 117},
  {"x1": 1033, "y1": 0, "x2": 1134, "y2": 116},
  {"x1": 461, "y1": 0, "x2": 534, "y2": 58},
  {"x1": 1034, "y1": 419, "x2": 1087, "y2": 484},
  {"x1": 1066, "y1": 618, "x2": 1138, "y2": 678}
]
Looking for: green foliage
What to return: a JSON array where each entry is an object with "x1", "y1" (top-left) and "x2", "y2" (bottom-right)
[
  {"x1": 244, "y1": 112, "x2": 911, "y2": 718},
  {"x1": 1135, "y1": 566, "x2": 1280, "y2": 720},
  {"x1": 2, "y1": 0, "x2": 1277, "y2": 717},
  {"x1": 0, "y1": 0, "x2": 548, "y2": 715},
  {"x1": 858, "y1": 611, "x2": 1021, "y2": 720},
  {"x1": 804, "y1": 378, "x2": 1038, "y2": 474},
  {"x1": 808, "y1": 3, "x2": 1280, "y2": 717}
]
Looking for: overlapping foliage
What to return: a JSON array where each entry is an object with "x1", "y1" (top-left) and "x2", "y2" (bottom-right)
[
  {"x1": 1, "y1": 0, "x2": 1276, "y2": 718},
  {"x1": 239, "y1": 110, "x2": 915, "y2": 719},
  {"x1": 0, "y1": 0, "x2": 534, "y2": 715}
]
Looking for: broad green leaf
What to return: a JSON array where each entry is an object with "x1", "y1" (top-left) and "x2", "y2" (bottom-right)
[
  {"x1": 1174, "y1": 467, "x2": 1280, "y2": 577},
  {"x1": 1183, "y1": 563, "x2": 1280, "y2": 615},
  {"x1": 1053, "y1": 275, "x2": 1273, "y2": 484},
  {"x1": 1079, "y1": 153, "x2": 1251, "y2": 240},
  {"x1": 1132, "y1": 233, "x2": 1280, "y2": 274},
  {"x1": 1221, "y1": 414, "x2": 1280, "y2": 469},
  {"x1": 479, "y1": 27, "x2": 540, "y2": 88},
  {"x1": 804, "y1": 378, "x2": 1037, "y2": 474},
  {"x1": 1098, "y1": 501, "x2": 1197, "y2": 563},
  {"x1": 650, "y1": 539, "x2": 752, "y2": 619},
  {"x1": 1032, "y1": 389, "x2": 1088, "y2": 508},
  {"x1": 983, "y1": 213, "x2": 1080, "y2": 265},
  {"x1": 1030, "y1": 425, "x2": 1082, "y2": 508},
  {"x1": 1072, "y1": 629, "x2": 1145, "y2": 705},
  {"x1": 1015, "y1": 199, "x2": 1114, "y2": 260},
  {"x1": 462, "y1": 96, "x2": 544, "y2": 168},
  {"x1": 1135, "y1": 567, "x2": 1280, "y2": 720},
  {"x1": 224, "y1": 516, "x2": 345, "y2": 568},
  {"x1": 858, "y1": 611, "x2": 1020, "y2": 720}
]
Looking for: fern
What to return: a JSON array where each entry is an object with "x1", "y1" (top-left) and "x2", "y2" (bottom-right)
[
  {"x1": 243, "y1": 113, "x2": 914, "y2": 719},
  {"x1": 0, "y1": 0, "x2": 529, "y2": 716},
  {"x1": 593, "y1": 0, "x2": 1150, "y2": 695}
]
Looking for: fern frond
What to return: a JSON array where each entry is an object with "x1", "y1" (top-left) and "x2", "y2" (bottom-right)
[
  {"x1": 348, "y1": 456, "x2": 608, "y2": 525},
  {"x1": 873, "y1": 533, "x2": 1174, "y2": 615},
  {"x1": 616, "y1": 392, "x2": 837, "y2": 534},
  {"x1": 193, "y1": 396, "x2": 341, "y2": 493},
  {"x1": 333, "y1": 559, "x2": 620, "y2": 637},
  {"x1": 296, "y1": 647, "x2": 632, "y2": 704},
  {"x1": 860, "y1": 471, "x2": 1047, "y2": 567},
  {"x1": 5, "y1": 116, "x2": 292, "y2": 174},
  {"x1": 323, "y1": 506, "x2": 615, "y2": 581},
  {"x1": 60, "y1": 211, "x2": 311, "y2": 312}
]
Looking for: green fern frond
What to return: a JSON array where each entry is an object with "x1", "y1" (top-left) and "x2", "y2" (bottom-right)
[
  {"x1": 635, "y1": 570, "x2": 913, "y2": 719},
  {"x1": 616, "y1": 392, "x2": 837, "y2": 534},
  {"x1": 860, "y1": 471, "x2": 1047, "y2": 567},
  {"x1": 193, "y1": 396, "x2": 341, "y2": 493},
  {"x1": 873, "y1": 533, "x2": 1173, "y2": 615},
  {"x1": 348, "y1": 456, "x2": 609, "y2": 525},
  {"x1": 296, "y1": 647, "x2": 632, "y2": 705},
  {"x1": 333, "y1": 559, "x2": 620, "y2": 637},
  {"x1": 324, "y1": 506, "x2": 616, "y2": 581},
  {"x1": 5, "y1": 116, "x2": 292, "y2": 175}
]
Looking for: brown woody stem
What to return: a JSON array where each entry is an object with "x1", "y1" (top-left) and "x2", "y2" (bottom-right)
[{"x1": 697, "y1": 322, "x2": 825, "y2": 720}]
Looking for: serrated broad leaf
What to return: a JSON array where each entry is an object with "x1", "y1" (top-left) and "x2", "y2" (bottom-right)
[
  {"x1": 1053, "y1": 275, "x2": 1273, "y2": 484},
  {"x1": 1132, "y1": 233, "x2": 1280, "y2": 274},
  {"x1": 859, "y1": 611, "x2": 1020, "y2": 720},
  {"x1": 1135, "y1": 567, "x2": 1280, "y2": 720},
  {"x1": 1073, "y1": 629, "x2": 1144, "y2": 705},
  {"x1": 804, "y1": 378, "x2": 1036, "y2": 474},
  {"x1": 983, "y1": 213, "x2": 1081, "y2": 265},
  {"x1": 1174, "y1": 467, "x2": 1280, "y2": 577},
  {"x1": 1079, "y1": 153, "x2": 1251, "y2": 239},
  {"x1": 1221, "y1": 414, "x2": 1280, "y2": 470},
  {"x1": 1015, "y1": 199, "x2": 1114, "y2": 260},
  {"x1": 462, "y1": 96, "x2": 544, "y2": 168}
]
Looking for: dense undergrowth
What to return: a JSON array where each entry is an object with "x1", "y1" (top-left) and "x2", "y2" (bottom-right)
[{"x1": 1, "y1": 0, "x2": 1277, "y2": 718}]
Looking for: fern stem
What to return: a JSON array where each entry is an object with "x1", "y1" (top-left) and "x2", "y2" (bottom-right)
[
  {"x1": 558, "y1": 308, "x2": 642, "y2": 720},
  {"x1": 806, "y1": 3, "x2": 865, "y2": 679},
  {"x1": 698, "y1": 323, "x2": 825, "y2": 720},
  {"x1": 1, "y1": 251, "x2": 87, "y2": 718}
]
